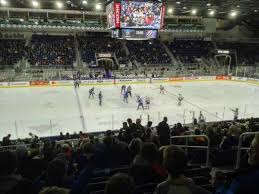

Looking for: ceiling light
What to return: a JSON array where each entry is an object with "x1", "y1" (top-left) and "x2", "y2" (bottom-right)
[
  {"x1": 0, "y1": 0, "x2": 7, "y2": 6},
  {"x1": 32, "y1": 0, "x2": 39, "y2": 8},
  {"x1": 236, "y1": 5, "x2": 240, "y2": 8},
  {"x1": 96, "y1": 3, "x2": 101, "y2": 10},
  {"x1": 254, "y1": 10, "x2": 258, "y2": 13},
  {"x1": 82, "y1": 0, "x2": 87, "y2": 5},
  {"x1": 176, "y1": 1, "x2": 181, "y2": 4},
  {"x1": 168, "y1": 8, "x2": 173, "y2": 14},
  {"x1": 56, "y1": 1, "x2": 63, "y2": 9},
  {"x1": 209, "y1": 10, "x2": 215, "y2": 16},
  {"x1": 191, "y1": 9, "x2": 197, "y2": 15},
  {"x1": 20, "y1": 19, "x2": 24, "y2": 22},
  {"x1": 183, "y1": 6, "x2": 187, "y2": 10},
  {"x1": 230, "y1": 11, "x2": 238, "y2": 18},
  {"x1": 206, "y1": 3, "x2": 211, "y2": 6}
]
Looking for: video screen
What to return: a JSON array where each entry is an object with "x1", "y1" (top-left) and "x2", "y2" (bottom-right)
[
  {"x1": 106, "y1": 1, "x2": 115, "y2": 29},
  {"x1": 120, "y1": 1, "x2": 163, "y2": 29}
]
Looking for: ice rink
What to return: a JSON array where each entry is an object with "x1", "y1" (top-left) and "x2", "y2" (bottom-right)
[{"x1": 1, "y1": 80, "x2": 259, "y2": 139}]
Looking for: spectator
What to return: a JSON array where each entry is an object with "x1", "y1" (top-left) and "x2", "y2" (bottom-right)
[
  {"x1": 128, "y1": 138, "x2": 142, "y2": 160},
  {"x1": 217, "y1": 133, "x2": 259, "y2": 194},
  {"x1": 130, "y1": 143, "x2": 165, "y2": 184},
  {"x1": 118, "y1": 122, "x2": 132, "y2": 143},
  {"x1": 2, "y1": 134, "x2": 11, "y2": 146},
  {"x1": 157, "y1": 117, "x2": 170, "y2": 146},
  {"x1": 0, "y1": 151, "x2": 34, "y2": 194},
  {"x1": 154, "y1": 145, "x2": 211, "y2": 194},
  {"x1": 105, "y1": 173, "x2": 135, "y2": 194},
  {"x1": 135, "y1": 118, "x2": 146, "y2": 139}
]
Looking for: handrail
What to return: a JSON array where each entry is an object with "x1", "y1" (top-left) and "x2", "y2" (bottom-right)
[
  {"x1": 235, "y1": 132, "x2": 259, "y2": 169},
  {"x1": 170, "y1": 135, "x2": 210, "y2": 167}
]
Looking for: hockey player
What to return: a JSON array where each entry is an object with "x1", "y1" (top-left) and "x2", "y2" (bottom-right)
[
  {"x1": 178, "y1": 94, "x2": 184, "y2": 106},
  {"x1": 74, "y1": 79, "x2": 80, "y2": 88},
  {"x1": 137, "y1": 97, "x2": 144, "y2": 110},
  {"x1": 127, "y1": 85, "x2": 132, "y2": 97},
  {"x1": 231, "y1": 108, "x2": 239, "y2": 121},
  {"x1": 98, "y1": 91, "x2": 103, "y2": 106},
  {"x1": 145, "y1": 97, "x2": 151, "y2": 110},
  {"x1": 121, "y1": 85, "x2": 126, "y2": 94},
  {"x1": 160, "y1": 85, "x2": 165, "y2": 94},
  {"x1": 89, "y1": 87, "x2": 95, "y2": 99},
  {"x1": 123, "y1": 91, "x2": 129, "y2": 103}
]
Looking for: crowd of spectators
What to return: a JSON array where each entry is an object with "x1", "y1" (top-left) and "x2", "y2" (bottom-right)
[
  {"x1": 167, "y1": 39, "x2": 214, "y2": 64},
  {"x1": 0, "y1": 39, "x2": 25, "y2": 68},
  {"x1": 78, "y1": 35, "x2": 128, "y2": 66},
  {"x1": 26, "y1": 35, "x2": 76, "y2": 68},
  {"x1": 216, "y1": 42, "x2": 259, "y2": 66},
  {"x1": 127, "y1": 40, "x2": 171, "y2": 65},
  {"x1": 1, "y1": 115, "x2": 259, "y2": 194}
]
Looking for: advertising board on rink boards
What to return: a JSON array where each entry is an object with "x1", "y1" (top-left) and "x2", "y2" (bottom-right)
[
  {"x1": 10, "y1": 82, "x2": 30, "y2": 86},
  {"x1": 30, "y1": 80, "x2": 49, "y2": 86},
  {"x1": 50, "y1": 80, "x2": 74, "y2": 86},
  {"x1": 216, "y1": 75, "x2": 232, "y2": 80},
  {"x1": 152, "y1": 78, "x2": 169, "y2": 82},
  {"x1": 0, "y1": 82, "x2": 9, "y2": 87}
]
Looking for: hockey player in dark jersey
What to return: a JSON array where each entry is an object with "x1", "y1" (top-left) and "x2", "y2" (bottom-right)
[
  {"x1": 98, "y1": 91, "x2": 103, "y2": 106},
  {"x1": 127, "y1": 85, "x2": 132, "y2": 97},
  {"x1": 123, "y1": 91, "x2": 129, "y2": 103},
  {"x1": 137, "y1": 97, "x2": 144, "y2": 110},
  {"x1": 89, "y1": 87, "x2": 95, "y2": 99}
]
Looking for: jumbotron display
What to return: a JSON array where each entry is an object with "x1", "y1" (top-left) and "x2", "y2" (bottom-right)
[{"x1": 106, "y1": 0, "x2": 165, "y2": 29}]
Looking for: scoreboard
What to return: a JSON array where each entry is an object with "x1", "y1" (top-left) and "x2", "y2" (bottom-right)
[{"x1": 106, "y1": 0, "x2": 165, "y2": 39}]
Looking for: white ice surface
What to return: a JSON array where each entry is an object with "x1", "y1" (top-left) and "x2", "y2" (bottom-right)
[{"x1": 0, "y1": 81, "x2": 259, "y2": 139}]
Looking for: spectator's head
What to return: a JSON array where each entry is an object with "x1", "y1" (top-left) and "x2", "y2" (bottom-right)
[
  {"x1": 0, "y1": 151, "x2": 17, "y2": 176},
  {"x1": 129, "y1": 138, "x2": 142, "y2": 156},
  {"x1": 47, "y1": 159, "x2": 67, "y2": 186},
  {"x1": 248, "y1": 133, "x2": 259, "y2": 166},
  {"x1": 127, "y1": 118, "x2": 133, "y2": 125},
  {"x1": 136, "y1": 119, "x2": 141, "y2": 125},
  {"x1": 105, "y1": 130, "x2": 112, "y2": 137},
  {"x1": 163, "y1": 145, "x2": 187, "y2": 179},
  {"x1": 103, "y1": 136, "x2": 114, "y2": 147},
  {"x1": 163, "y1": 117, "x2": 168, "y2": 123},
  {"x1": 147, "y1": 121, "x2": 153, "y2": 128},
  {"x1": 39, "y1": 187, "x2": 70, "y2": 194},
  {"x1": 122, "y1": 122, "x2": 128, "y2": 129},
  {"x1": 105, "y1": 173, "x2": 135, "y2": 194},
  {"x1": 80, "y1": 141, "x2": 93, "y2": 154},
  {"x1": 7, "y1": 134, "x2": 11, "y2": 138},
  {"x1": 140, "y1": 143, "x2": 158, "y2": 164}
]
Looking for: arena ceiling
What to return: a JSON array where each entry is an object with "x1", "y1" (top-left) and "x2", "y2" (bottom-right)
[{"x1": 1, "y1": 0, "x2": 259, "y2": 28}]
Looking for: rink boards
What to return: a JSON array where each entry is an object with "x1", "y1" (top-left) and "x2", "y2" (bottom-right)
[{"x1": 0, "y1": 76, "x2": 259, "y2": 88}]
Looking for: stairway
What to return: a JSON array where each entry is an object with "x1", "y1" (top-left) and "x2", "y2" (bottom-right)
[
  {"x1": 74, "y1": 35, "x2": 83, "y2": 70},
  {"x1": 161, "y1": 41, "x2": 178, "y2": 65}
]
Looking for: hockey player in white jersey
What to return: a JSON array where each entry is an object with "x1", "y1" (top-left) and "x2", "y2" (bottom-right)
[
  {"x1": 160, "y1": 85, "x2": 165, "y2": 94},
  {"x1": 145, "y1": 97, "x2": 151, "y2": 109}
]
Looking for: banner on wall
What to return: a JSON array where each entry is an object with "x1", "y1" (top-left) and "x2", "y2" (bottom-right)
[{"x1": 114, "y1": 2, "x2": 121, "y2": 28}]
